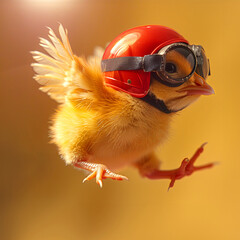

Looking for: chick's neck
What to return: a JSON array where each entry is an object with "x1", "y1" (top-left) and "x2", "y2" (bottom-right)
[{"x1": 120, "y1": 93, "x2": 174, "y2": 133}]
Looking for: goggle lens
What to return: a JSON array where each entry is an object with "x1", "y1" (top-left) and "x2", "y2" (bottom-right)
[
  {"x1": 195, "y1": 47, "x2": 210, "y2": 80},
  {"x1": 164, "y1": 46, "x2": 196, "y2": 80},
  {"x1": 154, "y1": 44, "x2": 210, "y2": 87}
]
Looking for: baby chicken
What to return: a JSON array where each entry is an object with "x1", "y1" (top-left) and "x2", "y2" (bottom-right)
[{"x1": 31, "y1": 24, "x2": 215, "y2": 188}]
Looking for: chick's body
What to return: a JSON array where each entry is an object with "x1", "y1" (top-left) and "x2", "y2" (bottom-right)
[{"x1": 52, "y1": 87, "x2": 170, "y2": 171}]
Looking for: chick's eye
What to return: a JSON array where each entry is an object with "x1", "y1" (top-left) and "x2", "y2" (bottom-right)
[{"x1": 165, "y1": 63, "x2": 177, "y2": 73}]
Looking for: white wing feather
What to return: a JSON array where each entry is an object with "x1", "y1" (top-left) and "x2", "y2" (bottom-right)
[{"x1": 31, "y1": 24, "x2": 96, "y2": 103}]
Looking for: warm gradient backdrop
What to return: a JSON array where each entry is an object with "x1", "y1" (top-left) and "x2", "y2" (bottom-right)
[{"x1": 1, "y1": 0, "x2": 239, "y2": 239}]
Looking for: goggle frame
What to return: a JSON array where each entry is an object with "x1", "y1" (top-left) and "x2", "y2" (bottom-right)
[{"x1": 153, "y1": 43, "x2": 210, "y2": 87}]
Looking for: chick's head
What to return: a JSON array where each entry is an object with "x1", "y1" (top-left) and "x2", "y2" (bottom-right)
[
  {"x1": 102, "y1": 25, "x2": 214, "y2": 114},
  {"x1": 150, "y1": 48, "x2": 214, "y2": 112}
]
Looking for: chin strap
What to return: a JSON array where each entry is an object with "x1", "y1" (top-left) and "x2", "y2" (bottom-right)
[{"x1": 141, "y1": 92, "x2": 181, "y2": 114}]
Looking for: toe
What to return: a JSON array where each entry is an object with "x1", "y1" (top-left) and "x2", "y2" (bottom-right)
[
  {"x1": 96, "y1": 179, "x2": 103, "y2": 188},
  {"x1": 176, "y1": 158, "x2": 189, "y2": 178},
  {"x1": 82, "y1": 170, "x2": 97, "y2": 183}
]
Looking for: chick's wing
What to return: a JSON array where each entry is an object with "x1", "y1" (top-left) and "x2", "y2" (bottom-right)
[{"x1": 31, "y1": 24, "x2": 106, "y2": 104}]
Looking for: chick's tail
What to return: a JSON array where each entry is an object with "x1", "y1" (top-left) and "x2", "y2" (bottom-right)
[{"x1": 31, "y1": 24, "x2": 108, "y2": 104}]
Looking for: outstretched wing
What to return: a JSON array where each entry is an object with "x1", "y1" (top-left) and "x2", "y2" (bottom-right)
[{"x1": 31, "y1": 24, "x2": 107, "y2": 103}]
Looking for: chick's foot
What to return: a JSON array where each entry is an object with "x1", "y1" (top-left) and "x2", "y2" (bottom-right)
[
  {"x1": 145, "y1": 143, "x2": 216, "y2": 190},
  {"x1": 74, "y1": 161, "x2": 128, "y2": 188}
]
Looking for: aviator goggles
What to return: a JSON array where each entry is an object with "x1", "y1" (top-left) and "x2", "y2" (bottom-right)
[{"x1": 101, "y1": 43, "x2": 211, "y2": 87}]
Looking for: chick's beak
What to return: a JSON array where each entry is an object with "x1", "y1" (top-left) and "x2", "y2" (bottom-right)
[{"x1": 177, "y1": 74, "x2": 215, "y2": 96}]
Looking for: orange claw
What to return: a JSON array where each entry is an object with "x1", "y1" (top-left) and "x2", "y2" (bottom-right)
[
  {"x1": 145, "y1": 143, "x2": 216, "y2": 190},
  {"x1": 74, "y1": 162, "x2": 128, "y2": 188},
  {"x1": 168, "y1": 142, "x2": 216, "y2": 190}
]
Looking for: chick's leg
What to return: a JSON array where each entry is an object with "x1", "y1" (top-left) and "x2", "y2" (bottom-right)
[
  {"x1": 74, "y1": 161, "x2": 128, "y2": 188},
  {"x1": 136, "y1": 143, "x2": 215, "y2": 190}
]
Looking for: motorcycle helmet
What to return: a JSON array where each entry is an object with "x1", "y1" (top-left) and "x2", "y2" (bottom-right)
[{"x1": 101, "y1": 25, "x2": 210, "y2": 113}]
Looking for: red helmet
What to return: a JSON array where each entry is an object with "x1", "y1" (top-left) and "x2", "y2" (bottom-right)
[{"x1": 102, "y1": 25, "x2": 188, "y2": 98}]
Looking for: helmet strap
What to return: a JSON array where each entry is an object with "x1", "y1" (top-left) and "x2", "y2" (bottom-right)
[{"x1": 141, "y1": 92, "x2": 180, "y2": 114}]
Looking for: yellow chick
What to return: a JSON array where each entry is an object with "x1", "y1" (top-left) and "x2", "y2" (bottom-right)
[{"x1": 31, "y1": 24, "x2": 215, "y2": 188}]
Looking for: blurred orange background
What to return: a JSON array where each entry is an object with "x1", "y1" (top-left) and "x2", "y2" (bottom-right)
[{"x1": 1, "y1": 0, "x2": 240, "y2": 239}]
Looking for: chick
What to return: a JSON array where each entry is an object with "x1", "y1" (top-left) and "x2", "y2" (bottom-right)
[{"x1": 31, "y1": 25, "x2": 215, "y2": 188}]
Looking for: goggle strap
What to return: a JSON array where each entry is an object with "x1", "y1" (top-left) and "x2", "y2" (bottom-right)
[
  {"x1": 143, "y1": 55, "x2": 163, "y2": 72},
  {"x1": 101, "y1": 55, "x2": 162, "y2": 72},
  {"x1": 101, "y1": 57, "x2": 142, "y2": 72}
]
